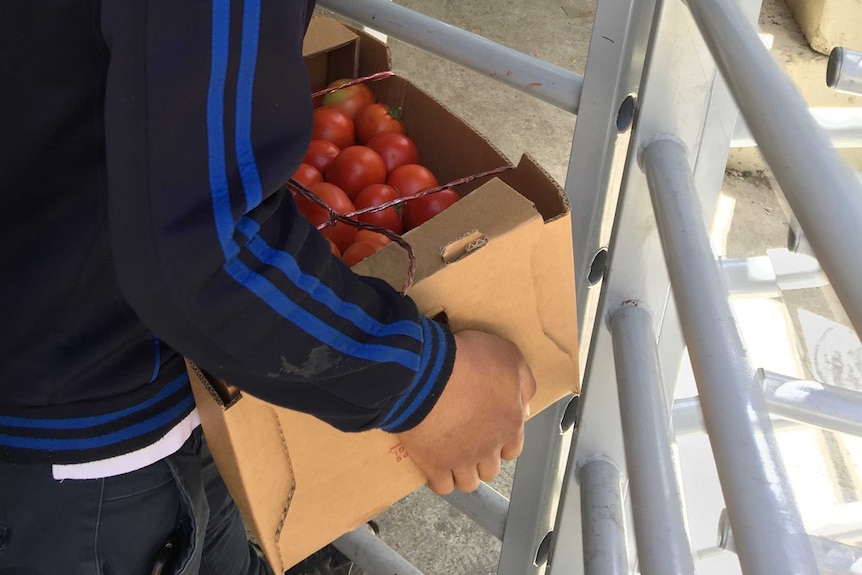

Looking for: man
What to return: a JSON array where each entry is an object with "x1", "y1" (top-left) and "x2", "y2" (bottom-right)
[{"x1": 0, "y1": 0, "x2": 536, "y2": 573}]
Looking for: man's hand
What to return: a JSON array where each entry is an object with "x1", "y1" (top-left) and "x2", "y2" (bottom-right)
[{"x1": 396, "y1": 330, "x2": 537, "y2": 494}]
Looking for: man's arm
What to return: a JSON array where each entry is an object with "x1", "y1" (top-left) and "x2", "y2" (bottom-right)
[{"x1": 100, "y1": 0, "x2": 453, "y2": 432}]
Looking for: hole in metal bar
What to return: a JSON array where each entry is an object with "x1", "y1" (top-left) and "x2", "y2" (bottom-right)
[
  {"x1": 534, "y1": 530, "x2": 554, "y2": 566},
  {"x1": 616, "y1": 94, "x2": 637, "y2": 132},
  {"x1": 588, "y1": 247, "x2": 608, "y2": 286},
  {"x1": 560, "y1": 395, "x2": 579, "y2": 433}
]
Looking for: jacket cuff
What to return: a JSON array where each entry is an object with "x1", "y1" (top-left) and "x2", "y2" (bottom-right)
[{"x1": 377, "y1": 317, "x2": 456, "y2": 433}]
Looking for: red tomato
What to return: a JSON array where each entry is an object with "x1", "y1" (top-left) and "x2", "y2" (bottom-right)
[
  {"x1": 291, "y1": 163, "x2": 323, "y2": 187},
  {"x1": 325, "y1": 146, "x2": 386, "y2": 200},
  {"x1": 342, "y1": 240, "x2": 384, "y2": 267},
  {"x1": 321, "y1": 79, "x2": 376, "y2": 119},
  {"x1": 386, "y1": 164, "x2": 438, "y2": 198},
  {"x1": 300, "y1": 182, "x2": 357, "y2": 252},
  {"x1": 404, "y1": 188, "x2": 460, "y2": 230},
  {"x1": 354, "y1": 103, "x2": 405, "y2": 144},
  {"x1": 327, "y1": 238, "x2": 341, "y2": 258},
  {"x1": 303, "y1": 140, "x2": 340, "y2": 175},
  {"x1": 354, "y1": 229, "x2": 393, "y2": 246},
  {"x1": 312, "y1": 107, "x2": 355, "y2": 150},
  {"x1": 353, "y1": 184, "x2": 403, "y2": 234},
  {"x1": 366, "y1": 133, "x2": 419, "y2": 175}
]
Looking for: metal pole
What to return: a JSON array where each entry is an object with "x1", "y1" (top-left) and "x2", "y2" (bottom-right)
[
  {"x1": 442, "y1": 482, "x2": 509, "y2": 541},
  {"x1": 730, "y1": 108, "x2": 862, "y2": 149},
  {"x1": 761, "y1": 369, "x2": 862, "y2": 437},
  {"x1": 672, "y1": 395, "x2": 801, "y2": 436},
  {"x1": 642, "y1": 137, "x2": 819, "y2": 575},
  {"x1": 827, "y1": 47, "x2": 862, "y2": 97},
  {"x1": 317, "y1": 0, "x2": 583, "y2": 114},
  {"x1": 579, "y1": 459, "x2": 628, "y2": 575},
  {"x1": 610, "y1": 304, "x2": 695, "y2": 575},
  {"x1": 687, "y1": 0, "x2": 862, "y2": 337},
  {"x1": 498, "y1": 397, "x2": 575, "y2": 575},
  {"x1": 717, "y1": 509, "x2": 862, "y2": 574},
  {"x1": 334, "y1": 526, "x2": 426, "y2": 575}
]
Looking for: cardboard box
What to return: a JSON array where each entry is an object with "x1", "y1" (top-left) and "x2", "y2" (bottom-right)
[{"x1": 188, "y1": 18, "x2": 580, "y2": 573}]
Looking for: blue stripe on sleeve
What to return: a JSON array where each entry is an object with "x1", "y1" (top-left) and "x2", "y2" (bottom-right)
[
  {"x1": 380, "y1": 319, "x2": 450, "y2": 431},
  {"x1": 245, "y1": 235, "x2": 421, "y2": 340},
  {"x1": 0, "y1": 374, "x2": 189, "y2": 430},
  {"x1": 379, "y1": 317, "x2": 434, "y2": 425},
  {"x1": 0, "y1": 395, "x2": 195, "y2": 450},
  {"x1": 206, "y1": 0, "x2": 239, "y2": 258},
  {"x1": 235, "y1": 0, "x2": 264, "y2": 210},
  {"x1": 147, "y1": 336, "x2": 161, "y2": 383},
  {"x1": 224, "y1": 257, "x2": 418, "y2": 369}
]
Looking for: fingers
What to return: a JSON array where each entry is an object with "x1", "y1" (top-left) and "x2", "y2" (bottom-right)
[
  {"x1": 520, "y1": 363, "x2": 538, "y2": 407},
  {"x1": 477, "y1": 457, "x2": 501, "y2": 483},
  {"x1": 453, "y1": 467, "x2": 481, "y2": 493},
  {"x1": 500, "y1": 422, "x2": 525, "y2": 461},
  {"x1": 426, "y1": 470, "x2": 456, "y2": 495}
]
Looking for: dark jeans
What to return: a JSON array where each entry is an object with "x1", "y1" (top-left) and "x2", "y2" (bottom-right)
[{"x1": 0, "y1": 428, "x2": 273, "y2": 575}]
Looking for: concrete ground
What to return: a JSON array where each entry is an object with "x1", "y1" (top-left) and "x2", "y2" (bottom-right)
[{"x1": 317, "y1": 0, "x2": 862, "y2": 573}]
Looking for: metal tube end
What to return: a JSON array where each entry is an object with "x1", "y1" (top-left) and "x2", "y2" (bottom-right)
[{"x1": 827, "y1": 47, "x2": 844, "y2": 89}]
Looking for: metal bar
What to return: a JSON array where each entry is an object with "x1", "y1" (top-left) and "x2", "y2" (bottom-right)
[
  {"x1": 730, "y1": 107, "x2": 862, "y2": 149},
  {"x1": 579, "y1": 459, "x2": 628, "y2": 575},
  {"x1": 717, "y1": 509, "x2": 862, "y2": 574},
  {"x1": 333, "y1": 526, "x2": 425, "y2": 575},
  {"x1": 672, "y1": 395, "x2": 801, "y2": 436},
  {"x1": 642, "y1": 137, "x2": 819, "y2": 575},
  {"x1": 761, "y1": 369, "x2": 862, "y2": 437},
  {"x1": 442, "y1": 482, "x2": 509, "y2": 541},
  {"x1": 497, "y1": 396, "x2": 575, "y2": 575},
  {"x1": 687, "y1": 0, "x2": 862, "y2": 338},
  {"x1": 317, "y1": 0, "x2": 583, "y2": 114},
  {"x1": 610, "y1": 305, "x2": 695, "y2": 575},
  {"x1": 718, "y1": 250, "x2": 828, "y2": 298},
  {"x1": 827, "y1": 47, "x2": 862, "y2": 96}
]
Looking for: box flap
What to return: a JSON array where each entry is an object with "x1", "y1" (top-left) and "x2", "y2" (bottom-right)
[
  {"x1": 302, "y1": 17, "x2": 359, "y2": 59},
  {"x1": 352, "y1": 178, "x2": 541, "y2": 288}
]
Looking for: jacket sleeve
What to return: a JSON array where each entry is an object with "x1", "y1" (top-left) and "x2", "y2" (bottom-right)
[{"x1": 99, "y1": 0, "x2": 455, "y2": 433}]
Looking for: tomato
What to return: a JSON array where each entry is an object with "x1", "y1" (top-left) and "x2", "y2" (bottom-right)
[
  {"x1": 291, "y1": 163, "x2": 323, "y2": 188},
  {"x1": 303, "y1": 140, "x2": 340, "y2": 175},
  {"x1": 404, "y1": 188, "x2": 460, "y2": 230},
  {"x1": 299, "y1": 182, "x2": 357, "y2": 252},
  {"x1": 354, "y1": 103, "x2": 405, "y2": 144},
  {"x1": 342, "y1": 240, "x2": 384, "y2": 267},
  {"x1": 324, "y1": 146, "x2": 386, "y2": 200},
  {"x1": 354, "y1": 229, "x2": 393, "y2": 246},
  {"x1": 312, "y1": 107, "x2": 355, "y2": 150},
  {"x1": 353, "y1": 184, "x2": 403, "y2": 234},
  {"x1": 321, "y1": 79, "x2": 376, "y2": 119},
  {"x1": 366, "y1": 133, "x2": 419, "y2": 176},
  {"x1": 327, "y1": 238, "x2": 341, "y2": 258},
  {"x1": 386, "y1": 164, "x2": 438, "y2": 198}
]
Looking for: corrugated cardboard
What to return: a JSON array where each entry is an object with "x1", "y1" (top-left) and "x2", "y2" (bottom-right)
[{"x1": 189, "y1": 18, "x2": 579, "y2": 573}]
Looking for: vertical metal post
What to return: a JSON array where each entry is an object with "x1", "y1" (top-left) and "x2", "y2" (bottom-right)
[
  {"x1": 642, "y1": 136, "x2": 819, "y2": 575},
  {"x1": 610, "y1": 305, "x2": 695, "y2": 575},
  {"x1": 580, "y1": 460, "x2": 628, "y2": 575},
  {"x1": 497, "y1": 397, "x2": 575, "y2": 575}
]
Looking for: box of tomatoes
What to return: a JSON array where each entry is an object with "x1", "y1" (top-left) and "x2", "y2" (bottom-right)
[{"x1": 187, "y1": 17, "x2": 580, "y2": 573}]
